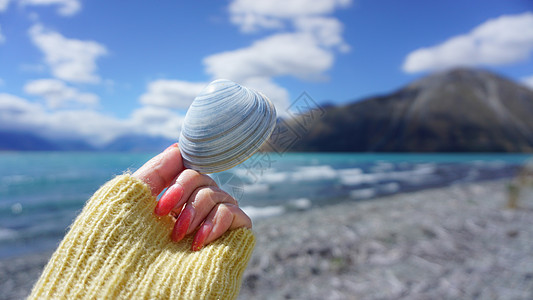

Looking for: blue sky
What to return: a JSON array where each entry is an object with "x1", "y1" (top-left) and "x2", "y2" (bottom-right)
[{"x1": 0, "y1": 0, "x2": 532, "y2": 145}]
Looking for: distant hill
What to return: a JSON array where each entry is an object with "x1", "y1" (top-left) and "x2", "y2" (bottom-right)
[
  {"x1": 102, "y1": 134, "x2": 174, "y2": 152},
  {"x1": 0, "y1": 131, "x2": 172, "y2": 153},
  {"x1": 0, "y1": 131, "x2": 95, "y2": 151},
  {"x1": 271, "y1": 68, "x2": 533, "y2": 152},
  {"x1": 0, "y1": 131, "x2": 60, "y2": 151}
]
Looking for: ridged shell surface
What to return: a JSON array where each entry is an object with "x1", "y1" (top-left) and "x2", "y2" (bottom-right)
[{"x1": 178, "y1": 79, "x2": 277, "y2": 174}]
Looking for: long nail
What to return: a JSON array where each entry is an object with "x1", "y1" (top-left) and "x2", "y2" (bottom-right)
[
  {"x1": 155, "y1": 183, "x2": 184, "y2": 216},
  {"x1": 172, "y1": 206, "x2": 194, "y2": 242},
  {"x1": 192, "y1": 222, "x2": 213, "y2": 251}
]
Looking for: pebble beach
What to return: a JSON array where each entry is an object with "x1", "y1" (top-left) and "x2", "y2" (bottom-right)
[{"x1": 1, "y1": 179, "x2": 532, "y2": 300}]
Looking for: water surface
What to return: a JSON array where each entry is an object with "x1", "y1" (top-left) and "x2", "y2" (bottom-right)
[{"x1": 0, "y1": 152, "x2": 529, "y2": 258}]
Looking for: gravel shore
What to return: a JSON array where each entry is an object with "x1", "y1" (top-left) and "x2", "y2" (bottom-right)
[
  {"x1": 1, "y1": 180, "x2": 532, "y2": 300},
  {"x1": 239, "y1": 180, "x2": 533, "y2": 300}
]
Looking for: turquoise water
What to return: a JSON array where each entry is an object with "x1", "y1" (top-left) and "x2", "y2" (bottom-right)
[{"x1": 0, "y1": 152, "x2": 530, "y2": 258}]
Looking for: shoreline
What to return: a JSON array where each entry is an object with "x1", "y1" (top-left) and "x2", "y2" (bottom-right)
[{"x1": 1, "y1": 179, "x2": 532, "y2": 299}]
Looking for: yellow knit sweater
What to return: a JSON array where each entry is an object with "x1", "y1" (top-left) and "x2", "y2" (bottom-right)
[{"x1": 28, "y1": 175, "x2": 255, "y2": 299}]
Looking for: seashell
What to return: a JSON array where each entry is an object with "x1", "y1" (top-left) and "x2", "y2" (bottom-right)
[{"x1": 178, "y1": 79, "x2": 277, "y2": 174}]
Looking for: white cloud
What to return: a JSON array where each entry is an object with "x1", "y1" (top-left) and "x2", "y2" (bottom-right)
[
  {"x1": 28, "y1": 24, "x2": 107, "y2": 83},
  {"x1": 202, "y1": 32, "x2": 334, "y2": 113},
  {"x1": 0, "y1": 93, "x2": 48, "y2": 132},
  {"x1": 204, "y1": 32, "x2": 333, "y2": 81},
  {"x1": 139, "y1": 80, "x2": 207, "y2": 109},
  {"x1": 130, "y1": 106, "x2": 183, "y2": 140},
  {"x1": 294, "y1": 16, "x2": 349, "y2": 51},
  {"x1": 229, "y1": 0, "x2": 351, "y2": 32},
  {"x1": 24, "y1": 78, "x2": 99, "y2": 108},
  {"x1": 0, "y1": 93, "x2": 42, "y2": 115},
  {"x1": 0, "y1": 0, "x2": 10, "y2": 12},
  {"x1": 240, "y1": 77, "x2": 290, "y2": 115},
  {"x1": 403, "y1": 12, "x2": 533, "y2": 73},
  {"x1": 0, "y1": 92, "x2": 183, "y2": 145},
  {"x1": 522, "y1": 75, "x2": 533, "y2": 90},
  {"x1": 39, "y1": 110, "x2": 131, "y2": 144},
  {"x1": 20, "y1": 0, "x2": 81, "y2": 16}
]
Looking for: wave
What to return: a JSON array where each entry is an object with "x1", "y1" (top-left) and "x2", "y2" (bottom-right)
[
  {"x1": 241, "y1": 205, "x2": 285, "y2": 220},
  {"x1": 0, "y1": 227, "x2": 18, "y2": 241},
  {"x1": 287, "y1": 198, "x2": 312, "y2": 210},
  {"x1": 241, "y1": 198, "x2": 312, "y2": 220},
  {"x1": 243, "y1": 183, "x2": 270, "y2": 194},
  {"x1": 290, "y1": 165, "x2": 338, "y2": 181}
]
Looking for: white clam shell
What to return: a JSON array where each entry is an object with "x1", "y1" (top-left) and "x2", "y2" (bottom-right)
[{"x1": 178, "y1": 79, "x2": 277, "y2": 174}]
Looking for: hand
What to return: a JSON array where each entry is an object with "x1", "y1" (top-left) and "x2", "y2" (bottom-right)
[{"x1": 132, "y1": 143, "x2": 252, "y2": 251}]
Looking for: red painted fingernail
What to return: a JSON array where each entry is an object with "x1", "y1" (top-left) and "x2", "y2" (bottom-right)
[
  {"x1": 155, "y1": 183, "x2": 184, "y2": 216},
  {"x1": 172, "y1": 206, "x2": 194, "y2": 242},
  {"x1": 192, "y1": 222, "x2": 213, "y2": 251},
  {"x1": 164, "y1": 143, "x2": 178, "y2": 152}
]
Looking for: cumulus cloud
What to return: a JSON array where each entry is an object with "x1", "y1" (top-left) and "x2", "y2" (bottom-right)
[
  {"x1": 24, "y1": 78, "x2": 99, "y2": 108},
  {"x1": 204, "y1": 33, "x2": 333, "y2": 81},
  {"x1": 202, "y1": 30, "x2": 339, "y2": 112},
  {"x1": 39, "y1": 110, "x2": 131, "y2": 144},
  {"x1": 0, "y1": 0, "x2": 10, "y2": 12},
  {"x1": 139, "y1": 80, "x2": 207, "y2": 109},
  {"x1": 202, "y1": 34, "x2": 320, "y2": 112},
  {"x1": 0, "y1": 92, "x2": 183, "y2": 145},
  {"x1": 0, "y1": 93, "x2": 42, "y2": 118},
  {"x1": 241, "y1": 77, "x2": 290, "y2": 116},
  {"x1": 229, "y1": 0, "x2": 351, "y2": 32},
  {"x1": 294, "y1": 16, "x2": 349, "y2": 51},
  {"x1": 403, "y1": 12, "x2": 533, "y2": 73},
  {"x1": 29, "y1": 24, "x2": 107, "y2": 83},
  {"x1": 130, "y1": 106, "x2": 183, "y2": 139},
  {"x1": 20, "y1": 0, "x2": 81, "y2": 16}
]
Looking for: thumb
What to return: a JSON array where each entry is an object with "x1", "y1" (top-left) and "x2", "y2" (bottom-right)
[{"x1": 132, "y1": 143, "x2": 185, "y2": 196}]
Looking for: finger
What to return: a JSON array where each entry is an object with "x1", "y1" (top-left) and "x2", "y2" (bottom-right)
[
  {"x1": 191, "y1": 203, "x2": 252, "y2": 251},
  {"x1": 186, "y1": 186, "x2": 237, "y2": 233},
  {"x1": 132, "y1": 143, "x2": 184, "y2": 196},
  {"x1": 155, "y1": 169, "x2": 217, "y2": 216},
  {"x1": 171, "y1": 186, "x2": 237, "y2": 242}
]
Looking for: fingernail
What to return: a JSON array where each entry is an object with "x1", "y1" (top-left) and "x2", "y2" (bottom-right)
[
  {"x1": 164, "y1": 143, "x2": 178, "y2": 152},
  {"x1": 192, "y1": 222, "x2": 213, "y2": 251},
  {"x1": 172, "y1": 206, "x2": 194, "y2": 242},
  {"x1": 155, "y1": 183, "x2": 183, "y2": 216}
]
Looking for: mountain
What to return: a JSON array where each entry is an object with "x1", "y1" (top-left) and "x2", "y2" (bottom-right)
[
  {"x1": 0, "y1": 131, "x2": 97, "y2": 151},
  {"x1": 0, "y1": 131, "x2": 170, "y2": 152},
  {"x1": 102, "y1": 134, "x2": 175, "y2": 152},
  {"x1": 0, "y1": 131, "x2": 60, "y2": 151},
  {"x1": 272, "y1": 68, "x2": 533, "y2": 152}
]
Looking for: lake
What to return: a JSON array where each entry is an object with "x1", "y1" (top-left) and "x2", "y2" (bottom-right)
[{"x1": 0, "y1": 152, "x2": 530, "y2": 258}]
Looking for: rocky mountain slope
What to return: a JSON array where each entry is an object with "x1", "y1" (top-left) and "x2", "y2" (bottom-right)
[{"x1": 282, "y1": 68, "x2": 533, "y2": 152}]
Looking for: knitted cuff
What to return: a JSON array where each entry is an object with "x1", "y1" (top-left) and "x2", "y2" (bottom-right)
[{"x1": 29, "y1": 175, "x2": 255, "y2": 299}]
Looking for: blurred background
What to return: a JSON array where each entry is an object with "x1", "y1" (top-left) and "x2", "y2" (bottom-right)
[{"x1": 1, "y1": 0, "x2": 533, "y2": 299}]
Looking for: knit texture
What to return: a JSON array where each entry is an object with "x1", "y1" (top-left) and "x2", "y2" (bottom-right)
[{"x1": 28, "y1": 175, "x2": 255, "y2": 299}]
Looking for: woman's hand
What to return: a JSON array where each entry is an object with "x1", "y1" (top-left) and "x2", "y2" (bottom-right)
[{"x1": 132, "y1": 143, "x2": 252, "y2": 251}]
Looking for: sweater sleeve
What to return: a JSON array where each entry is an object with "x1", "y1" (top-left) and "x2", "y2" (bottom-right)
[{"x1": 28, "y1": 175, "x2": 256, "y2": 300}]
